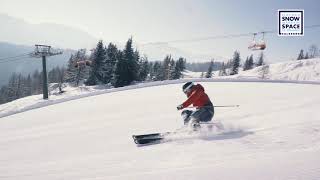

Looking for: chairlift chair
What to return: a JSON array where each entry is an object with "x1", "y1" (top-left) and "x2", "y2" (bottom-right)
[
  {"x1": 248, "y1": 32, "x2": 266, "y2": 51},
  {"x1": 74, "y1": 60, "x2": 92, "y2": 68}
]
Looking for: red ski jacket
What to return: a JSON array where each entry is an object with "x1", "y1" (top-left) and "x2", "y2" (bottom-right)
[{"x1": 181, "y1": 84, "x2": 211, "y2": 109}]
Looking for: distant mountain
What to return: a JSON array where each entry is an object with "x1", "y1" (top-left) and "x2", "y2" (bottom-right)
[
  {"x1": 0, "y1": 13, "x2": 226, "y2": 63},
  {"x1": 0, "y1": 13, "x2": 97, "y2": 49},
  {"x1": 0, "y1": 42, "x2": 75, "y2": 87}
]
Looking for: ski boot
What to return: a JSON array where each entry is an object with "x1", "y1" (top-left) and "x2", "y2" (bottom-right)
[{"x1": 190, "y1": 119, "x2": 201, "y2": 131}]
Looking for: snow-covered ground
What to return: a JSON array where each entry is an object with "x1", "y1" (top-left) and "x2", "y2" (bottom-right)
[
  {"x1": 0, "y1": 82, "x2": 320, "y2": 180},
  {"x1": 184, "y1": 58, "x2": 320, "y2": 81},
  {"x1": 237, "y1": 58, "x2": 320, "y2": 81},
  {"x1": 0, "y1": 57, "x2": 320, "y2": 179}
]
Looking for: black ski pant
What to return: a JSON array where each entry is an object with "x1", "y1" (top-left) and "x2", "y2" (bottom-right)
[{"x1": 181, "y1": 104, "x2": 214, "y2": 125}]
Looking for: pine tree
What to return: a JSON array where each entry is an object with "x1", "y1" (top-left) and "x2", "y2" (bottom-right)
[
  {"x1": 178, "y1": 57, "x2": 186, "y2": 73},
  {"x1": 58, "y1": 67, "x2": 66, "y2": 93},
  {"x1": 219, "y1": 62, "x2": 227, "y2": 76},
  {"x1": 49, "y1": 66, "x2": 61, "y2": 83},
  {"x1": 123, "y1": 37, "x2": 139, "y2": 83},
  {"x1": 18, "y1": 75, "x2": 30, "y2": 98},
  {"x1": 205, "y1": 60, "x2": 214, "y2": 78},
  {"x1": 48, "y1": 67, "x2": 57, "y2": 83},
  {"x1": 0, "y1": 69, "x2": 59, "y2": 104},
  {"x1": 309, "y1": 44, "x2": 319, "y2": 58},
  {"x1": 248, "y1": 55, "x2": 254, "y2": 69},
  {"x1": 243, "y1": 57, "x2": 250, "y2": 71},
  {"x1": 17, "y1": 74, "x2": 25, "y2": 98},
  {"x1": 105, "y1": 43, "x2": 119, "y2": 84},
  {"x1": 169, "y1": 59, "x2": 176, "y2": 80},
  {"x1": 65, "y1": 50, "x2": 89, "y2": 86},
  {"x1": 152, "y1": 55, "x2": 172, "y2": 81},
  {"x1": 86, "y1": 41, "x2": 107, "y2": 85},
  {"x1": 256, "y1": 52, "x2": 264, "y2": 66},
  {"x1": 6, "y1": 73, "x2": 20, "y2": 102},
  {"x1": 153, "y1": 61, "x2": 162, "y2": 81},
  {"x1": 0, "y1": 73, "x2": 30, "y2": 103},
  {"x1": 113, "y1": 51, "x2": 130, "y2": 87},
  {"x1": 48, "y1": 66, "x2": 66, "y2": 93},
  {"x1": 146, "y1": 62, "x2": 154, "y2": 81},
  {"x1": 0, "y1": 86, "x2": 8, "y2": 104},
  {"x1": 14, "y1": 73, "x2": 22, "y2": 100},
  {"x1": 32, "y1": 70, "x2": 43, "y2": 94},
  {"x1": 113, "y1": 38, "x2": 140, "y2": 87},
  {"x1": 297, "y1": 49, "x2": 305, "y2": 60},
  {"x1": 243, "y1": 55, "x2": 254, "y2": 71},
  {"x1": 25, "y1": 74, "x2": 32, "y2": 96},
  {"x1": 148, "y1": 61, "x2": 156, "y2": 80},
  {"x1": 230, "y1": 51, "x2": 241, "y2": 75},
  {"x1": 64, "y1": 55, "x2": 77, "y2": 83},
  {"x1": 171, "y1": 57, "x2": 186, "y2": 79},
  {"x1": 162, "y1": 55, "x2": 172, "y2": 80},
  {"x1": 133, "y1": 49, "x2": 140, "y2": 81},
  {"x1": 138, "y1": 55, "x2": 150, "y2": 81}
]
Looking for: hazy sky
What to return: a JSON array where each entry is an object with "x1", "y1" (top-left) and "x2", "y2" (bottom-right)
[{"x1": 0, "y1": 0, "x2": 319, "y2": 62}]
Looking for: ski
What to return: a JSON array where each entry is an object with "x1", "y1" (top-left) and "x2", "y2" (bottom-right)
[
  {"x1": 133, "y1": 136, "x2": 165, "y2": 145},
  {"x1": 132, "y1": 132, "x2": 171, "y2": 145},
  {"x1": 132, "y1": 133, "x2": 164, "y2": 145},
  {"x1": 133, "y1": 132, "x2": 166, "y2": 139},
  {"x1": 132, "y1": 122, "x2": 222, "y2": 145}
]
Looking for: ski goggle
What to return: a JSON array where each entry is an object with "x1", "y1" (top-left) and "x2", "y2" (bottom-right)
[{"x1": 184, "y1": 89, "x2": 191, "y2": 94}]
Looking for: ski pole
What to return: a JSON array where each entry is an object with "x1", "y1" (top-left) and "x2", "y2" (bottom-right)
[
  {"x1": 186, "y1": 105, "x2": 240, "y2": 108},
  {"x1": 214, "y1": 105, "x2": 240, "y2": 108}
]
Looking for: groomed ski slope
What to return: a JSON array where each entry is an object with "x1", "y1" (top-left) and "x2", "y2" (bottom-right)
[{"x1": 0, "y1": 82, "x2": 320, "y2": 180}]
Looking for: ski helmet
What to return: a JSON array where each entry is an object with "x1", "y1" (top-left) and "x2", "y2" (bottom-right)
[{"x1": 182, "y1": 82, "x2": 194, "y2": 94}]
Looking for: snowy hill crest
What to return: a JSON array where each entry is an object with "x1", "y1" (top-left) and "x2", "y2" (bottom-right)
[{"x1": 237, "y1": 58, "x2": 320, "y2": 81}]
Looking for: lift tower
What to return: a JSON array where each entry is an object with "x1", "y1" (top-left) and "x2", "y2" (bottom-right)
[{"x1": 31, "y1": 45, "x2": 63, "y2": 99}]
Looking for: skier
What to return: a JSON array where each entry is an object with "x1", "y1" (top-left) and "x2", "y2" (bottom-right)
[
  {"x1": 177, "y1": 82, "x2": 214, "y2": 129},
  {"x1": 132, "y1": 82, "x2": 216, "y2": 145}
]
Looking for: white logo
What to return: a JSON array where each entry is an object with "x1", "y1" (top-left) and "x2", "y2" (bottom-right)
[{"x1": 278, "y1": 10, "x2": 304, "y2": 36}]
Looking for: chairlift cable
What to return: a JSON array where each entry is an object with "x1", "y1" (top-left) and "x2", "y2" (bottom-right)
[
  {"x1": 141, "y1": 24, "x2": 320, "y2": 45},
  {"x1": 0, "y1": 53, "x2": 31, "y2": 61},
  {"x1": 0, "y1": 57, "x2": 30, "y2": 64}
]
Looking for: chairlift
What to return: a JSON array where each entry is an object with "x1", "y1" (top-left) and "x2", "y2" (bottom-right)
[
  {"x1": 74, "y1": 60, "x2": 92, "y2": 68},
  {"x1": 248, "y1": 32, "x2": 266, "y2": 51}
]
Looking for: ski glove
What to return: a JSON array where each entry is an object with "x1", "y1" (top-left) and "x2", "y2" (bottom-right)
[{"x1": 177, "y1": 104, "x2": 184, "y2": 110}]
